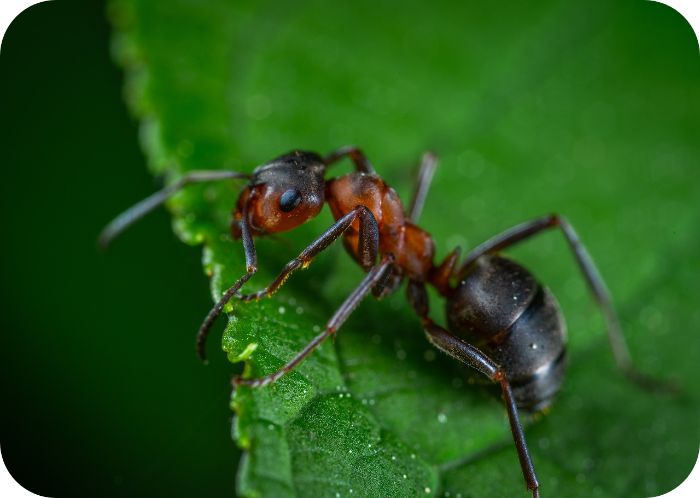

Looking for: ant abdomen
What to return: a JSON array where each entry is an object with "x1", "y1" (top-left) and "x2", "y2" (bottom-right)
[{"x1": 446, "y1": 255, "x2": 567, "y2": 411}]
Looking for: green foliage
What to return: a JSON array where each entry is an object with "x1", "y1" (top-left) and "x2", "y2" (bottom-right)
[{"x1": 109, "y1": 0, "x2": 700, "y2": 496}]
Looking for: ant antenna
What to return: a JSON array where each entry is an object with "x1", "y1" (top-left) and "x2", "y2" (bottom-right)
[{"x1": 98, "y1": 170, "x2": 250, "y2": 250}]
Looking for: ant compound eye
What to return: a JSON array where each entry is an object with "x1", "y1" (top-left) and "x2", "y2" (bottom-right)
[{"x1": 279, "y1": 189, "x2": 302, "y2": 213}]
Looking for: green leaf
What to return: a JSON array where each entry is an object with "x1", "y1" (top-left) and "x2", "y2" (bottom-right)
[{"x1": 109, "y1": 0, "x2": 700, "y2": 496}]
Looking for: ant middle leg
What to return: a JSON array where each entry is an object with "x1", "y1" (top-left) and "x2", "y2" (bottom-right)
[
  {"x1": 407, "y1": 151, "x2": 439, "y2": 224},
  {"x1": 197, "y1": 205, "x2": 380, "y2": 361},
  {"x1": 454, "y1": 214, "x2": 670, "y2": 391},
  {"x1": 236, "y1": 204, "x2": 381, "y2": 304},
  {"x1": 406, "y1": 281, "x2": 540, "y2": 498},
  {"x1": 234, "y1": 253, "x2": 395, "y2": 388}
]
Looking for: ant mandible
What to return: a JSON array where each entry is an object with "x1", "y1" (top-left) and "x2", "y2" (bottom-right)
[{"x1": 100, "y1": 146, "x2": 666, "y2": 498}]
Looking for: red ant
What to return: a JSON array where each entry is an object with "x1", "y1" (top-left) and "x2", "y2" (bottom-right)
[{"x1": 100, "y1": 146, "x2": 668, "y2": 498}]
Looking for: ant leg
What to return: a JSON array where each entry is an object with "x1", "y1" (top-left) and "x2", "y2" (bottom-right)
[
  {"x1": 406, "y1": 281, "x2": 540, "y2": 498},
  {"x1": 424, "y1": 318, "x2": 540, "y2": 498},
  {"x1": 324, "y1": 146, "x2": 375, "y2": 174},
  {"x1": 407, "y1": 151, "x2": 439, "y2": 224},
  {"x1": 198, "y1": 205, "x2": 380, "y2": 360},
  {"x1": 325, "y1": 147, "x2": 438, "y2": 220},
  {"x1": 234, "y1": 253, "x2": 395, "y2": 388},
  {"x1": 235, "y1": 205, "x2": 380, "y2": 303},
  {"x1": 98, "y1": 170, "x2": 250, "y2": 249},
  {"x1": 196, "y1": 198, "x2": 258, "y2": 362},
  {"x1": 455, "y1": 214, "x2": 669, "y2": 391}
]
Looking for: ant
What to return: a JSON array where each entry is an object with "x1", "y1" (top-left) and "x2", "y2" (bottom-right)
[{"x1": 100, "y1": 146, "x2": 668, "y2": 498}]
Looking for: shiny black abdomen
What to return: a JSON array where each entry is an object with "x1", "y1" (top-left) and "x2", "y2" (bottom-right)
[{"x1": 446, "y1": 255, "x2": 567, "y2": 411}]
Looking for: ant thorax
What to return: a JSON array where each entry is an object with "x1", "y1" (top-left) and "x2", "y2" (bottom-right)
[{"x1": 325, "y1": 172, "x2": 435, "y2": 282}]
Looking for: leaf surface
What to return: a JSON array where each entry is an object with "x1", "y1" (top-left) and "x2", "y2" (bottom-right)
[{"x1": 110, "y1": 0, "x2": 700, "y2": 496}]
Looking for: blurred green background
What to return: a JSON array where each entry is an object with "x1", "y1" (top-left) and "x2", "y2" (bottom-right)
[
  {"x1": 1, "y1": 1, "x2": 241, "y2": 497},
  {"x1": 1, "y1": 1, "x2": 699, "y2": 497}
]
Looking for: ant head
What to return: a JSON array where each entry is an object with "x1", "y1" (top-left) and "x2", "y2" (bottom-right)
[{"x1": 233, "y1": 150, "x2": 326, "y2": 236}]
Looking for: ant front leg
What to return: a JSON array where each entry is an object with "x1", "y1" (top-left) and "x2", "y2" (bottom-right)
[
  {"x1": 406, "y1": 281, "x2": 540, "y2": 498},
  {"x1": 324, "y1": 146, "x2": 375, "y2": 174},
  {"x1": 455, "y1": 214, "x2": 671, "y2": 391},
  {"x1": 234, "y1": 253, "x2": 395, "y2": 388},
  {"x1": 198, "y1": 205, "x2": 380, "y2": 361},
  {"x1": 236, "y1": 204, "x2": 381, "y2": 303},
  {"x1": 196, "y1": 198, "x2": 258, "y2": 361}
]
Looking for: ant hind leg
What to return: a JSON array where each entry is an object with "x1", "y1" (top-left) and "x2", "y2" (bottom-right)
[
  {"x1": 406, "y1": 280, "x2": 540, "y2": 498},
  {"x1": 454, "y1": 214, "x2": 674, "y2": 392}
]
